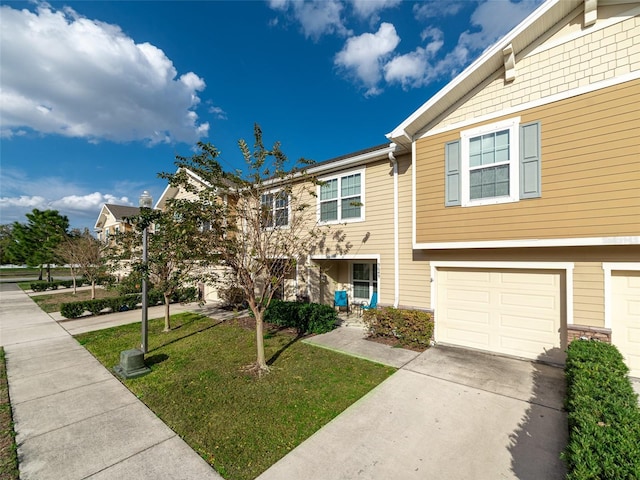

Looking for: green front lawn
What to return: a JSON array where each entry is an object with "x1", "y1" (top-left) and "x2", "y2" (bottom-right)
[
  {"x1": 31, "y1": 289, "x2": 119, "y2": 313},
  {"x1": 76, "y1": 313, "x2": 395, "y2": 480}
]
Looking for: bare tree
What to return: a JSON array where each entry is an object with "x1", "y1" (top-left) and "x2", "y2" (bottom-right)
[
  {"x1": 167, "y1": 125, "x2": 328, "y2": 375},
  {"x1": 57, "y1": 228, "x2": 105, "y2": 298}
]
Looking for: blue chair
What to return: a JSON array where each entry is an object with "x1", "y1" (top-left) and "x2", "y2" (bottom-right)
[
  {"x1": 361, "y1": 292, "x2": 378, "y2": 312},
  {"x1": 334, "y1": 290, "x2": 349, "y2": 315}
]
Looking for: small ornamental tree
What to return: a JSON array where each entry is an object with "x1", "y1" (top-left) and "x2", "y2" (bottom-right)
[
  {"x1": 113, "y1": 197, "x2": 222, "y2": 332},
  {"x1": 57, "y1": 228, "x2": 105, "y2": 298},
  {"x1": 166, "y1": 124, "x2": 331, "y2": 375}
]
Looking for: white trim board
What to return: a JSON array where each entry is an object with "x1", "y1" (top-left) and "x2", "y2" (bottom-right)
[{"x1": 415, "y1": 236, "x2": 640, "y2": 250}]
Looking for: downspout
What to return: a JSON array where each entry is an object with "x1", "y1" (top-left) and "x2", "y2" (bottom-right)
[{"x1": 389, "y1": 143, "x2": 399, "y2": 308}]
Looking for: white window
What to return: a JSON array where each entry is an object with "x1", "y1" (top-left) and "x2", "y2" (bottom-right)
[
  {"x1": 352, "y1": 262, "x2": 377, "y2": 302},
  {"x1": 319, "y1": 170, "x2": 364, "y2": 223},
  {"x1": 261, "y1": 190, "x2": 289, "y2": 228},
  {"x1": 460, "y1": 118, "x2": 520, "y2": 207}
]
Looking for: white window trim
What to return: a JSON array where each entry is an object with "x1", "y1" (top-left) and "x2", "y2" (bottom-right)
[
  {"x1": 261, "y1": 189, "x2": 290, "y2": 229},
  {"x1": 460, "y1": 117, "x2": 520, "y2": 207},
  {"x1": 317, "y1": 168, "x2": 365, "y2": 224},
  {"x1": 351, "y1": 260, "x2": 378, "y2": 302}
]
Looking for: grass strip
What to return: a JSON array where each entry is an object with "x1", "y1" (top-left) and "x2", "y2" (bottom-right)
[
  {"x1": 0, "y1": 348, "x2": 19, "y2": 480},
  {"x1": 76, "y1": 313, "x2": 395, "y2": 480}
]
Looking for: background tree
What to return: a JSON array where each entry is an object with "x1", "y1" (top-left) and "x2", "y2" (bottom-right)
[
  {"x1": 166, "y1": 125, "x2": 327, "y2": 375},
  {"x1": 57, "y1": 228, "x2": 105, "y2": 298},
  {"x1": 7, "y1": 209, "x2": 69, "y2": 281},
  {"x1": 0, "y1": 225, "x2": 13, "y2": 264}
]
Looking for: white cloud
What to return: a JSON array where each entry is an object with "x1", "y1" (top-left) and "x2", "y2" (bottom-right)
[
  {"x1": 0, "y1": 4, "x2": 209, "y2": 145},
  {"x1": 413, "y1": 1, "x2": 467, "y2": 20},
  {"x1": 335, "y1": 22, "x2": 400, "y2": 96},
  {"x1": 51, "y1": 192, "x2": 132, "y2": 213},
  {"x1": 383, "y1": 27, "x2": 443, "y2": 88},
  {"x1": 208, "y1": 105, "x2": 228, "y2": 120},
  {"x1": 268, "y1": 0, "x2": 350, "y2": 40},
  {"x1": 350, "y1": 0, "x2": 401, "y2": 23},
  {"x1": 385, "y1": 0, "x2": 540, "y2": 90},
  {"x1": 0, "y1": 169, "x2": 134, "y2": 227}
]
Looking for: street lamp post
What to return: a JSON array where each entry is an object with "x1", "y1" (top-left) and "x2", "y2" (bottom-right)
[
  {"x1": 139, "y1": 190, "x2": 153, "y2": 354},
  {"x1": 113, "y1": 191, "x2": 153, "y2": 379}
]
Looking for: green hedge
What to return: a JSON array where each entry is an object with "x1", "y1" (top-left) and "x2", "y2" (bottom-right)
[
  {"x1": 563, "y1": 339, "x2": 640, "y2": 479},
  {"x1": 30, "y1": 279, "x2": 87, "y2": 292},
  {"x1": 263, "y1": 300, "x2": 337, "y2": 334},
  {"x1": 59, "y1": 287, "x2": 198, "y2": 319},
  {"x1": 362, "y1": 307, "x2": 434, "y2": 349}
]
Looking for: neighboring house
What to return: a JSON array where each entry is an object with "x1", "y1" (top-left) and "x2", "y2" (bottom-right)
[
  {"x1": 386, "y1": 0, "x2": 640, "y2": 372},
  {"x1": 155, "y1": 167, "x2": 228, "y2": 303},
  {"x1": 302, "y1": 143, "x2": 421, "y2": 313},
  {"x1": 94, "y1": 204, "x2": 140, "y2": 243}
]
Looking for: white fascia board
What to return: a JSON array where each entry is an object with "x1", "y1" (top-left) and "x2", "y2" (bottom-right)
[
  {"x1": 388, "y1": 0, "x2": 566, "y2": 142},
  {"x1": 415, "y1": 236, "x2": 640, "y2": 250},
  {"x1": 308, "y1": 145, "x2": 398, "y2": 176}
]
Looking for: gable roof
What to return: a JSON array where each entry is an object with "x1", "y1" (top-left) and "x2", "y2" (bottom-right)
[
  {"x1": 387, "y1": 0, "x2": 588, "y2": 148},
  {"x1": 94, "y1": 204, "x2": 140, "y2": 230}
]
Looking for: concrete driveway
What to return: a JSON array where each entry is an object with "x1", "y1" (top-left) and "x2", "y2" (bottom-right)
[{"x1": 258, "y1": 346, "x2": 567, "y2": 480}]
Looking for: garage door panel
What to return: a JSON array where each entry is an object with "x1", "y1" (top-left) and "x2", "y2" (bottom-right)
[
  {"x1": 443, "y1": 328, "x2": 490, "y2": 349},
  {"x1": 442, "y1": 269, "x2": 492, "y2": 283},
  {"x1": 612, "y1": 271, "x2": 640, "y2": 377},
  {"x1": 499, "y1": 271, "x2": 559, "y2": 288},
  {"x1": 437, "y1": 268, "x2": 563, "y2": 362},
  {"x1": 499, "y1": 291, "x2": 559, "y2": 310},
  {"x1": 447, "y1": 308, "x2": 490, "y2": 325},
  {"x1": 499, "y1": 314, "x2": 556, "y2": 334},
  {"x1": 446, "y1": 289, "x2": 491, "y2": 304}
]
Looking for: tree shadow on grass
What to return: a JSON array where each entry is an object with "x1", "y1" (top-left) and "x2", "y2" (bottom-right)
[
  {"x1": 266, "y1": 331, "x2": 306, "y2": 366},
  {"x1": 508, "y1": 348, "x2": 568, "y2": 480},
  {"x1": 148, "y1": 321, "x2": 223, "y2": 353}
]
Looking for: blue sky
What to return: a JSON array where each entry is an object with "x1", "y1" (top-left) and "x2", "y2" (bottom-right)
[{"x1": 0, "y1": 0, "x2": 542, "y2": 231}]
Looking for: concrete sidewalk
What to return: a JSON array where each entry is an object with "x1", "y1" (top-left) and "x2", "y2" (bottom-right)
[{"x1": 0, "y1": 283, "x2": 223, "y2": 480}]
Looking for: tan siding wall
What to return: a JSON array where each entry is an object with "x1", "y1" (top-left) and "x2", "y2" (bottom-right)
[
  {"x1": 573, "y1": 262, "x2": 605, "y2": 328},
  {"x1": 396, "y1": 153, "x2": 432, "y2": 309},
  {"x1": 433, "y1": 9, "x2": 640, "y2": 130},
  {"x1": 416, "y1": 80, "x2": 640, "y2": 244},
  {"x1": 307, "y1": 159, "x2": 399, "y2": 306}
]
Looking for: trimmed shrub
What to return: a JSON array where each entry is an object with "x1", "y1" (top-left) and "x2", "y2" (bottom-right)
[
  {"x1": 263, "y1": 300, "x2": 337, "y2": 334},
  {"x1": 173, "y1": 287, "x2": 197, "y2": 303},
  {"x1": 219, "y1": 285, "x2": 246, "y2": 307},
  {"x1": 363, "y1": 307, "x2": 434, "y2": 349},
  {"x1": 60, "y1": 302, "x2": 86, "y2": 319},
  {"x1": 563, "y1": 339, "x2": 640, "y2": 479}
]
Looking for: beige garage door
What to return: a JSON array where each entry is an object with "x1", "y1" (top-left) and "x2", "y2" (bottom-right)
[
  {"x1": 437, "y1": 268, "x2": 564, "y2": 364},
  {"x1": 611, "y1": 271, "x2": 640, "y2": 378}
]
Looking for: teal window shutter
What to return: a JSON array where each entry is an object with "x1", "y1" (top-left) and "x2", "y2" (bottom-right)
[
  {"x1": 445, "y1": 140, "x2": 461, "y2": 206},
  {"x1": 520, "y1": 121, "x2": 541, "y2": 199}
]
